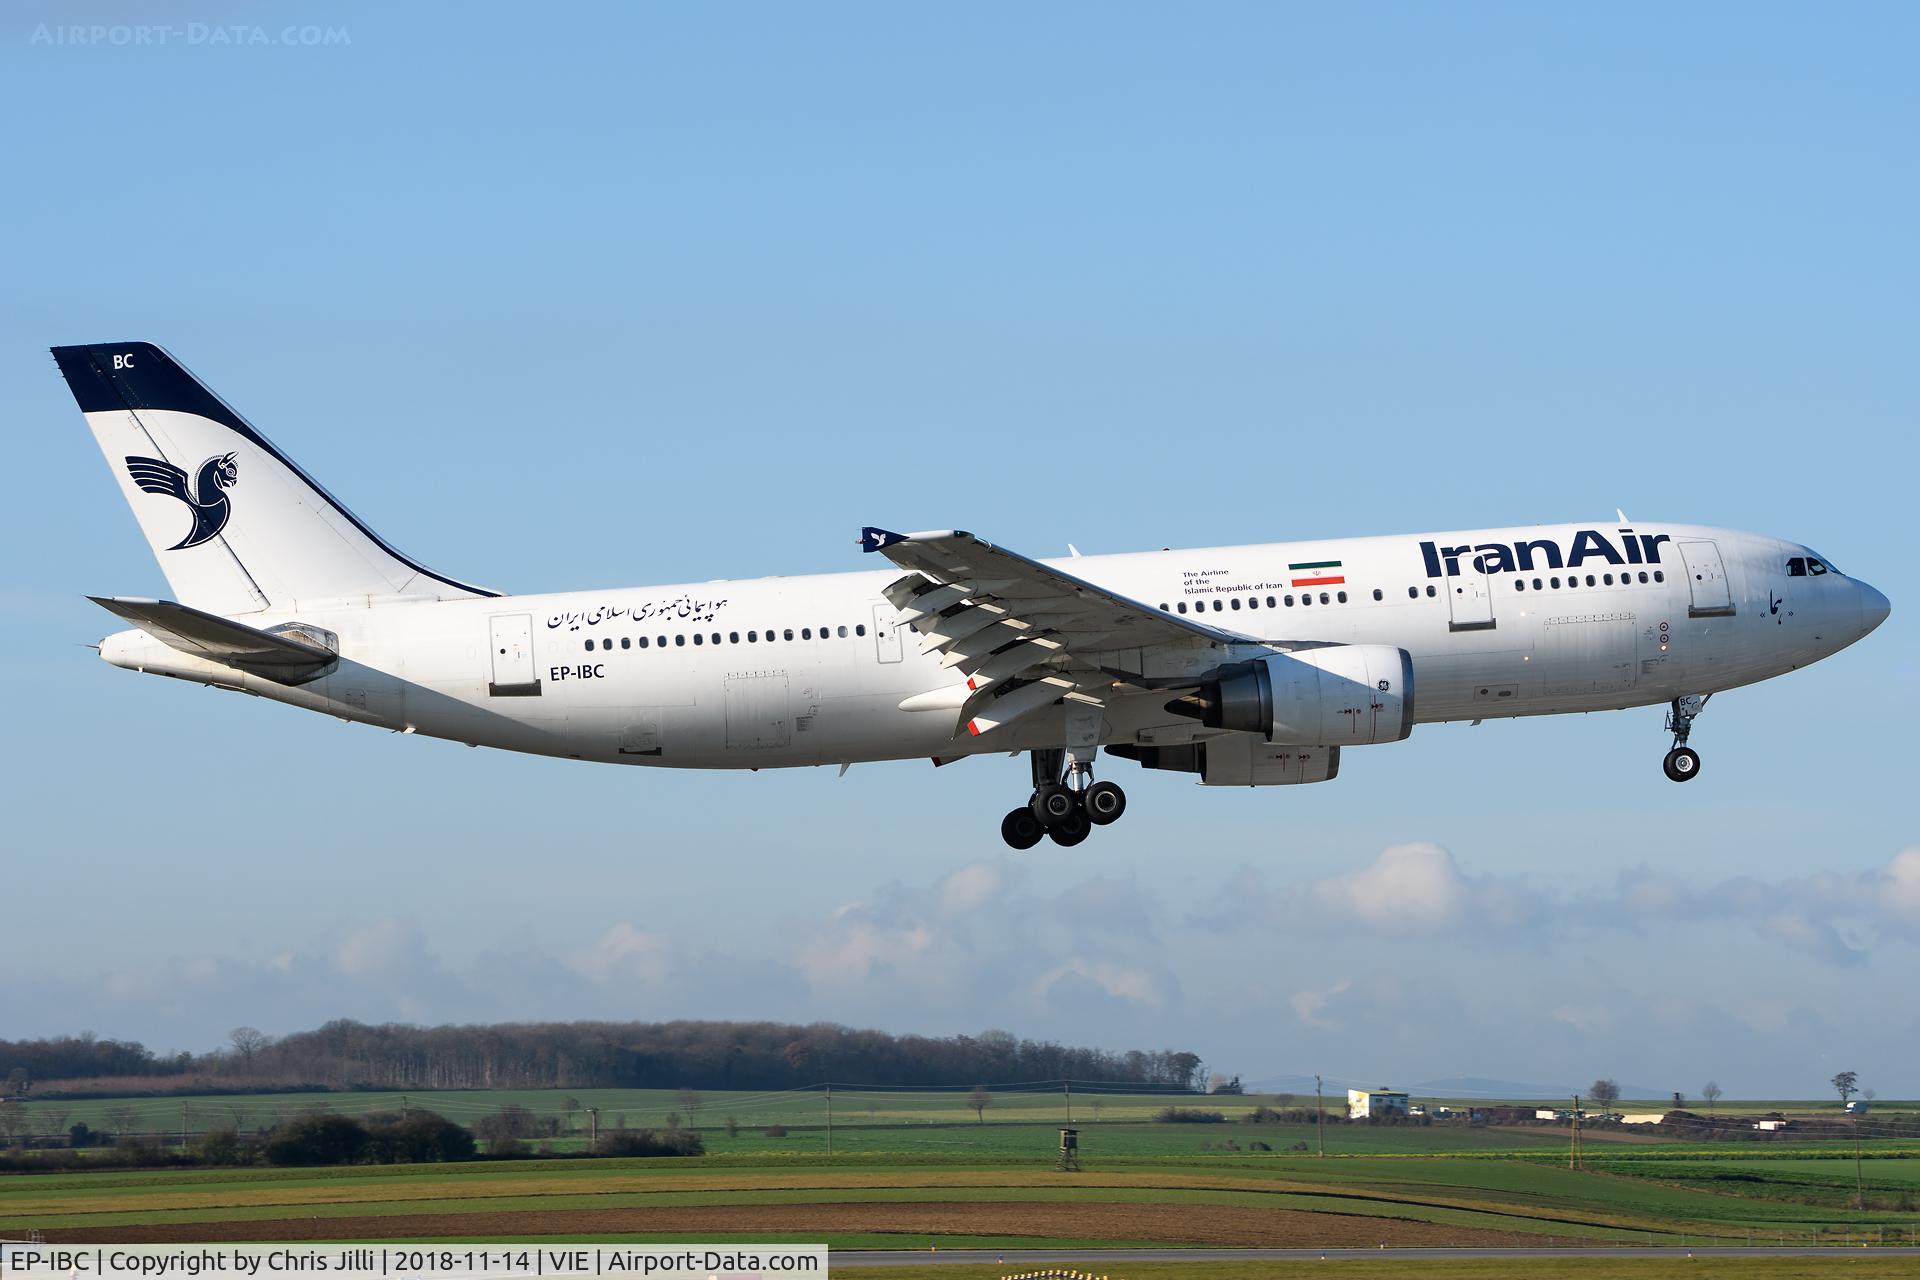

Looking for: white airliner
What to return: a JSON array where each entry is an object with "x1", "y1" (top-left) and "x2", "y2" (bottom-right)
[{"x1": 57, "y1": 343, "x2": 1891, "y2": 848}]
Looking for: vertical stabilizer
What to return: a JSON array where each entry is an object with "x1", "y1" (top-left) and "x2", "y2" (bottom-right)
[{"x1": 53, "y1": 342, "x2": 495, "y2": 614}]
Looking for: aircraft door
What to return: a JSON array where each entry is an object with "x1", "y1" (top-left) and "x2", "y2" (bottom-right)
[
  {"x1": 873, "y1": 603, "x2": 904, "y2": 663},
  {"x1": 724, "y1": 670, "x2": 790, "y2": 749},
  {"x1": 488, "y1": 613, "x2": 541, "y2": 696},
  {"x1": 1678, "y1": 540, "x2": 1735, "y2": 617},
  {"x1": 1447, "y1": 561, "x2": 1496, "y2": 632}
]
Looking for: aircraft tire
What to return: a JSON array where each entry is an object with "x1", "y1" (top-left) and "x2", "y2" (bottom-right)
[
  {"x1": 1031, "y1": 783, "x2": 1079, "y2": 827},
  {"x1": 1663, "y1": 746, "x2": 1701, "y2": 782},
  {"x1": 1083, "y1": 780, "x2": 1127, "y2": 825},
  {"x1": 1001, "y1": 807, "x2": 1045, "y2": 850},
  {"x1": 1047, "y1": 811, "x2": 1091, "y2": 846}
]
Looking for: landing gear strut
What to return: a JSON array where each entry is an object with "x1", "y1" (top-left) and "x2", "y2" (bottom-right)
[
  {"x1": 1000, "y1": 746, "x2": 1127, "y2": 848},
  {"x1": 1663, "y1": 695, "x2": 1708, "y2": 782}
]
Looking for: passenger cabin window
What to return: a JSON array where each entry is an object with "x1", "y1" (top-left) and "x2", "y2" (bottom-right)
[
  {"x1": 1407, "y1": 586, "x2": 1418, "y2": 599},
  {"x1": 1336, "y1": 591, "x2": 1347, "y2": 603},
  {"x1": 856, "y1": 624, "x2": 866, "y2": 636},
  {"x1": 1177, "y1": 602, "x2": 1188, "y2": 613},
  {"x1": 1230, "y1": 597, "x2": 1241, "y2": 610},
  {"x1": 1372, "y1": 588, "x2": 1382, "y2": 601},
  {"x1": 639, "y1": 637, "x2": 650, "y2": 648},
  {"x1": 675, "y1": 634, "x2": 686, "y2": 646},
  {"x1": 621, "y1": 637, "x2": 631, "y2": 649},
  {"x1": 1267, "y1": 595, "x2": 1277, "y2": 608},
  {"x1": 1425, "y1": 585, "x2": 1436, "y2": 597},
  {"x1": 1653, "y1": 571, "x2": 1665, "y2": 583},
  {"x1": 784, "y1": 628, "x2": 795, "y2": 640},
  {"x1": 692, "y1": 633, "x2": 703, "y2": 645}
]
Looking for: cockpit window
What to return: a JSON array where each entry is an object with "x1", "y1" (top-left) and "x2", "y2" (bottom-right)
[{"x1": 1790, "y1": 554, "x2": 1838, "y2": 577}]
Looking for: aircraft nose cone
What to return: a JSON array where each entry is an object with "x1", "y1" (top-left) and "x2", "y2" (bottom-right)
[{"x1": 1860, "y1": 581, "x2": 1891, "y2": 635}]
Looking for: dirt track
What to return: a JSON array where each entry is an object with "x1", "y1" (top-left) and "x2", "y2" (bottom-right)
[{"x1": 46, "y1": 1203, "x2": 1547, "y2": 1248}]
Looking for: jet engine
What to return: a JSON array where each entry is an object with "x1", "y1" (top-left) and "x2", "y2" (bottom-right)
[{"x1": 1168, "y1": 644, "x2": 1415, "y2": 746}]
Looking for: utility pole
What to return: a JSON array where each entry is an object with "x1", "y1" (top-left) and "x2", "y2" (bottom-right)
[
  {"x1": 587, "y1": 1107, "x2": 599, "y2": 1151},
  {"x1": 402, "y1": 1095, "x2": 410, "y2": 1121},
  {"x1": 1854, "y1": 1119, "x2": 1865, "y2": 1211},
  {"x1": 1315, "y1": 1075, "x2": 1325, "y2": 1158},
  {"x1": 825, "y1": 1083, "x2": 833, "y2": 1157},
  {"x1": 1064, "y1": 1082, "x2": 1072, "y2": 1126},
  {"x1": 1570, "y1": 1095, "x2": 1582, "y2": 1171},
  {"x1": 180, "y1": 1102, "x2": 189, "y2": 1152}
]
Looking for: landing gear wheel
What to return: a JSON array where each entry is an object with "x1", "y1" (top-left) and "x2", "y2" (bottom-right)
[
  {"x1": 1031, "y1": 783, "x2": 1079, "y2": 827},
  {"x1": 1000, "y1": 807, "x2": 1045, "y2": 850},
  {"x1": 1047, "y1": 811, "x2": 1091, "y2": 846},
  {"x1": 1663, "y1": 746, "x2": 1701, "y2": 782},
  {"x1": 1083, "y1": 780, "x2": 1127, "y2": 825}
]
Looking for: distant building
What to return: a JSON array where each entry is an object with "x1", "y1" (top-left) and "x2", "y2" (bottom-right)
[
  {"x1": 1535, "y1": 1108, "x2": 1567, "y2": 1121},
  {"x1": 1348, "y1": 1088, "x2": 1409, "y2": 1120},
  {"x1": 1619, "y1": 1113, "x2": 1667, "y2": 1125},
  {"x1": 1754, "y1": 1119, "x2": 1791, "y2": 1131},
  {"x1": 1845, "y1": 1100, "x2": 1869, "y2": 1115}
]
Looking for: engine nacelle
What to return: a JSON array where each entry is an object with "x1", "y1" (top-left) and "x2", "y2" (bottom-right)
[
  {"x1": 1173, "y1": 645, "x2": 1415, "y2": 746},
  {"x1": 1108, "y1": 739, "x2": 1340, "y2": 786}
]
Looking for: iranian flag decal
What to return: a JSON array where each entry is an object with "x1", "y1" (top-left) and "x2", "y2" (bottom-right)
[{"x1": 1290, "y1": 559, "x2": 1345, "y2": 587}]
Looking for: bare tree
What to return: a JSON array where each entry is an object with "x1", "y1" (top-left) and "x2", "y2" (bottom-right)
[
  {"x1": 105, "y1": 1104, "x2": 137, "y2": 1138},
  {"x1": 967, "y1": 1085, "x2": 992, "y2": 1124},
  {"x1": 1832, "y1": 1071, "x2": 1859, "y2": 1107},
  {"x1": 1090, "y1": 1096, "x2": 1105, "y2": 1123},
  {"x1": 1701, "y1": 1082, "x2": 1723, "y2": 1115},
  {"x1": 561, "y1": 1096, "x2": 581, "y2": 1133},
  {"x1": 2, "y1": 1068, "x2": 28, "y2": 1098},
  {"x1": 0, "y1": 1101, "x2": 26, "y2": 1145},
  {"x1": 229, "y1": 1026, "x2": 271, "y2": 1074},
  {"x1": 38, "y1": 1107, "x2": 73, "y2": 1143},
  {"x1": 675, "y1": 1088, "x2": 704, "y2": 1126},
  {"x1": 226, "y1": 1104, "x2": 253, "y2": 1134},
  {"x1": 1588, "y1": 1079, "x2": 1621, "y2": 1111},
  {"x1": 1863, "y1": 1088, "x2": 1877, "y2": 1103}
]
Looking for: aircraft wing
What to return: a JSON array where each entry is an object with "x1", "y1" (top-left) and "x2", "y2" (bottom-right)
[
  {"x1": 89, "y1": 596, "x2": 337, "y2": 684},
  {"x1": 860, "y1": 527, "x2": 1237, "y2": 736}
]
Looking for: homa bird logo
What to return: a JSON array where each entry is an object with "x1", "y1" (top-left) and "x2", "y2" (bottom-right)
[{"x1": 124, "y1": 452, "x2": 238, "y2": 549}]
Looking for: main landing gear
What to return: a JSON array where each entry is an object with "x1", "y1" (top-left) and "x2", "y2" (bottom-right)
[
  {"x1": 1663, "y1": 694, "x2": 1709, "y2": 782},
  {"x1": 1000, "y1": 747, "x2": 1128, "y2": 849}
]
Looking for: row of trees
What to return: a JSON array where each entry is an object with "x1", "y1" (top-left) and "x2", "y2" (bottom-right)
[
  {"x1": 1586, "y1": 1074, "x2": 1872, "y2": 1113},
  {"x1": 4, "y1": 1021, "x2": 1204, "y2": 1095}
]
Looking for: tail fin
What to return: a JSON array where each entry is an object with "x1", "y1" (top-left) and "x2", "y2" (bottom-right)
[{"x1": 52, "y1": 342, "x2": 495, "y2": 615}]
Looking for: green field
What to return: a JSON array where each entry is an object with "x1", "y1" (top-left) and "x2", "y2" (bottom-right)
[{"x1": 7, "y1": 1087, "x2": 1920, "y2": 1273}]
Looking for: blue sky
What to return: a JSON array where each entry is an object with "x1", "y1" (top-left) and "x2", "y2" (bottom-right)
[{"x1": 2, "y1": 2, "x2": 1915, "y2": 1098}]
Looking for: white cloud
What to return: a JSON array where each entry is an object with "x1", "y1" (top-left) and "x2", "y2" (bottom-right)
[
  {"x1": 330, "y1": 919, "x2": 427, "y2": 981},
  {"x1": 1309, "y1": 842, "x2": 1471, "y2": 930},
  {"x1": 1291, "y1": 981, "x2": 1350, "y2": 1027},
  {"x1": 571, "y1": 923, "x2": 674, "y2": 984},
  {"x1": 1881, "y1": 847, "x2": 1920, "y2": 917},
  {"x1": 939, "y1": 862, "x2": 1008, "y2": 913}
]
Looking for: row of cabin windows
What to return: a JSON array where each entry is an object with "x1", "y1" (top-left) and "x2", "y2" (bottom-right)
[
  {"x1": 586, "y1": 623, "x2": 867, "y2": 652},
  {"x1": 1513, "y1": 569, "x2": 1663, "y2": 592},
  {"x1": 1161, "y1": 589, "x2": 1371, "y2": 614}
]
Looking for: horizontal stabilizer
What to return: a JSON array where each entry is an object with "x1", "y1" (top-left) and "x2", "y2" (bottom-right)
[{"x1": 89, "y1": 596, "x2": 337, "y2": 684}]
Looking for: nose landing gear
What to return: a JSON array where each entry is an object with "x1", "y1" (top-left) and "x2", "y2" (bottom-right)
[
  {"x1": 1001, "y1": 746, "x2": 1128, "y2": 848},
  {"x1": 1662, "y1": 695, "x2": 1709, "y2": 782}
]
